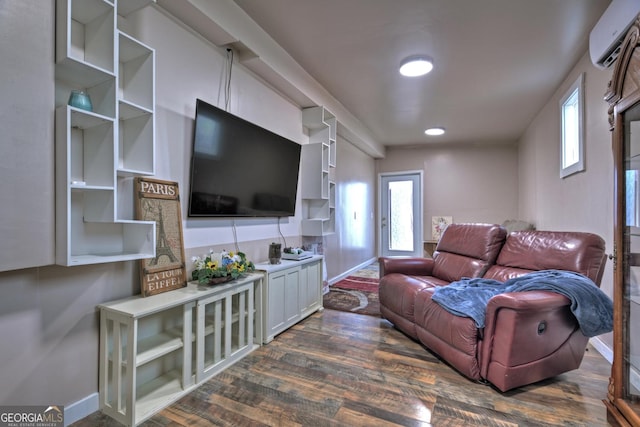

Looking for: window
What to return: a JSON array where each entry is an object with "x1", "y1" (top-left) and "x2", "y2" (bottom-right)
[{"x1": 560, "y1": 73, "x2": 585, "y2": 178}]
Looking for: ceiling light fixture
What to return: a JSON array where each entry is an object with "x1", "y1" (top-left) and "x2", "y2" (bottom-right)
[
  {"x1": 399, "y1": 55, "x2": 434, "y2": 77},
  {"x1": 425, "y1": 127, "x2": 445, "y2": 136}
]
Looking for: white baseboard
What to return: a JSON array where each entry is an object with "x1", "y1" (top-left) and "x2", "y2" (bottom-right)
[
  {"x1": 592, "y1": 337, "x2": 640, "y2": 393},
  {"x1": 589, "y1": 336, "x2": 613, "y2": 364},
  {"x1": 328, "y1": 257, "x2": 377, "y2": 285},
  {"x1": 64, "y1": 393, "x2": 98, "y2": 427}
]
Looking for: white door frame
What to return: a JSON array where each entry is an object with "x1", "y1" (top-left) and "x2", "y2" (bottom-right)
[{"x1": 378, "y1": 170, "x2": 424, "y2": 257}]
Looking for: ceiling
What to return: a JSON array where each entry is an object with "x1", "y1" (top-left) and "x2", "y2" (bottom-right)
[{"x1": 232, "y1": 0, "x2": 611, "y2": 148}]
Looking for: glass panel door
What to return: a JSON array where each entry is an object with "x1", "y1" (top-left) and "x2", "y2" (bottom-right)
[
  {"x1": 379, "y1": 172, "x2": 422, "y2": 257},
  {"x1": 625, "y1": 109, "x2": 640, "y2": 398}
]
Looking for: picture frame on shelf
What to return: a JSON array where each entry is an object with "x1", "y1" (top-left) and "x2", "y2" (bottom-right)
[{"x1": 135, "y1": 177, "x2": 187, "y2": 296}]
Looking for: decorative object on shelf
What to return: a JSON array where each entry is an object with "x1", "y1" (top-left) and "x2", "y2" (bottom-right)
[
  {"x1": 67, "y1": 90, "x2": 93, "y2": 112},
  {"x1": 207, "y1": 276, "x2": 233, "y2": 285},
  {"x1": 191, "y1": 249, "x2": 255, "y2": 285},
  {"x1": 432, "y1": 216, "x2": 452, "y2": 241},
  {"x1": 282, "y1": 247, "x2": 313, "y2": 261},
  {"x1": 135, "y1": 177, "x2": 187, "y2": 296},
  {"x1": 268, "y1": 242, "x2": 281, "y2": 264}
]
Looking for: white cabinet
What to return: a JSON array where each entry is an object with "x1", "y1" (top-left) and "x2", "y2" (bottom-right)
[
  {"x1": 99, "y1": 274, "x2": 262, "y2": 426},
  {"x1": 54, "y1": 0, "x2": 156, "y2": 266},
  {"x1": 301, "y1": 107, "x2": 337, "y2": 236},
  {"x1": 256, "y1": 256, "x2": 323, "y2": 343}
]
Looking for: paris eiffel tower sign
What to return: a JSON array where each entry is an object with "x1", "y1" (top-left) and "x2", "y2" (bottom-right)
[{"x1": 135, "y1": 177, "x2": 187, "y2": 297}]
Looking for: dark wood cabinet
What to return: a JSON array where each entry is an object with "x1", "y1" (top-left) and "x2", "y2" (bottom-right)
[{"x1": 605, "y1": 16, "x2": 640, "y2": 427}]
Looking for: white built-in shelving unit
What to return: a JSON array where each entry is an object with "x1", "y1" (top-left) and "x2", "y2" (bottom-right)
[
  {"x1": 99, "y1": 274, "x2": 262, "y2": 426},
  {"x1": 54, "y1": 0, "x2": 156, "y2": 266},
  {"x1": 98, "y1": 257, "x2": 322, "y2": 426},
  {"x1": 301, "y1": 107, "x2": 337, "y2": 236}
]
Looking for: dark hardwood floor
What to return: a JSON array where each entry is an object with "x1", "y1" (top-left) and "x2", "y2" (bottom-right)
[{"x1": 74, "y1": 309, "x2": 615, "y2": 426}]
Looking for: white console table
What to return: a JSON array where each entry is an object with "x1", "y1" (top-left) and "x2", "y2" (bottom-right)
[
  {"x1": 255, "y1": 255, "x2": 323, "y2": 344},
  {"x1": 98, "y1": 273, "x2": 263, "y2": 426},
  {"x1": 98, "y1": 256, "x2": 323, "y2": 425}
]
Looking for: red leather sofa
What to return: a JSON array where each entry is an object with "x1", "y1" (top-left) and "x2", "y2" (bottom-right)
[{"x1": 378, "y1": 223, "x2": 607, "y2": 391}]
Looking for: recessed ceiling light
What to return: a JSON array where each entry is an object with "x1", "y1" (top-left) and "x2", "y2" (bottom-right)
[
  {"x1": 425, "y1": 127, "x2": 445, "y2": 136},
  {"x1": 399, "y1": 55, "x2": 433, "y2": 77}
]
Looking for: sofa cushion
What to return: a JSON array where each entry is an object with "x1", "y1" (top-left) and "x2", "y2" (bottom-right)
[
  {"x1": 432, "y1": 223, "x2": 507, "y2": 281},
  {"x1": 414, "y1": 287, "x2": 482, "y2": 380},
  {"x1": 378, "y1": 273, "x2": 447, "y2": 338},
  {"x1": 484, "y1": 230, "x2": 606, "y2": 283},
  {"x1": 435, "y1": 223, "x2": 508, "y2": 262},
  {"x1": 432, "y1": 253, "x2": 491, "y2": 283}
]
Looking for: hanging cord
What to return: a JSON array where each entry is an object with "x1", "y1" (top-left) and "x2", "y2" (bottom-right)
[
  {"x1": 232, "y1": 220, "x2": 239, "y2": 253},
  {"x1": 277, "y1": 217, "x2": 288, "y2": 249},
  {"x1": 225, "y1": 50, "x2": 236, "y2": 252},
  {"x1": 224, "y1": 48, "x2": 234, "y2": 111}
]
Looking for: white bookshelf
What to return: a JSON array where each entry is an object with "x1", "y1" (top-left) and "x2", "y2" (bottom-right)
[
  {"x1": 54, "y1": 0, "x2": 156, "y2": 265},
  {"x1": 301, "y1": 106, "x2": 337, "y2": 236}
]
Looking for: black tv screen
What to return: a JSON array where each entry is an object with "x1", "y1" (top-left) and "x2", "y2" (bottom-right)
[{"x1": 188, "y1": 99, "x2": 302, "y2": 217}]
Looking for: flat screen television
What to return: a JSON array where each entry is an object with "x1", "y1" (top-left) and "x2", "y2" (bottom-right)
[{"x1": 188, "y1": 99, "x2": 302, "y2": 217}]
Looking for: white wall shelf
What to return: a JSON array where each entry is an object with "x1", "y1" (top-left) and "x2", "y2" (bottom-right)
[
  {"x1": 117, "y1": 31, "x2": 155, "y2": 176},
  {"x1": 301, "y1": 142, "x2": 329, "y2": 200},
  {"x1": 118, "y1": 0, "x2": 156, "y2": 17},
  {"x1": 301, "y1": 106, "x2": 337, "y2": 237},
  {"x1": 55, "y1": 0, "x2": 156, "y2": 266},
  {"x1": 55, "y1": 0, "x2": 116, "y2": 77}
]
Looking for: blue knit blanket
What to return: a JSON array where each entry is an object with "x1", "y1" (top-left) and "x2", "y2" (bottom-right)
[{"x1": 430, "y1": 270, "x2": 613, "y2": 337}]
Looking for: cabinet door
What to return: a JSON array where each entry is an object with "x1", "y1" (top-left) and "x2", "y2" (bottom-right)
[
  {"x1": 266, "y1": 268, "x2": 300, "y2": 338},
  {"x1": 300, "y1": 260, "x2": 321, "y2": 316},
  {"x1": 197, "y1": 283, "x2": 253, "y2": 383}
]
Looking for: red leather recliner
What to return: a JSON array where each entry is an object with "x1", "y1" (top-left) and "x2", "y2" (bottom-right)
[
  {"x1": 379, "y1": 224, "x2": 607, "y2": 391},
  {"x1": 379, "y1": 223, "x2": 507, "y2": 339}
]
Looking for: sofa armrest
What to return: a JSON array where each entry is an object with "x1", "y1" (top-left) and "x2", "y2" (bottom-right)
[
  {"x1": 378, "y1": 257, "x2": 434, "y2": 277},
  {"x1": 486, "y1": 291, "x2": 570, "y2": 314},
  {"x1": 479, "y1": 291, "x2": 576, "y2": 381},
  {"x1": 482, "y1": 291, "x2": 572, "y2": 340}
]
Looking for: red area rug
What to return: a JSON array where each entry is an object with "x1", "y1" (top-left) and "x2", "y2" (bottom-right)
[{"x1": 323, "y1": 276, "x2": 380, "y2": 317}]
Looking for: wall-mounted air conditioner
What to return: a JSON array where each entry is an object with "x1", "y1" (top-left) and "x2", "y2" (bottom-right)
[{"x1": 589, "y1": 0, "x2": 640, "y2": 69}]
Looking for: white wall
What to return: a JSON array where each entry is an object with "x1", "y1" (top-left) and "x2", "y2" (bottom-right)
[
  {"x1": 324, "y1": 139, "x2": 377, "y2": 280},
  {"x1": 0, "y1": 1, "x2": 55, "y2": 270},
  {"x1": 517, "y1": 51, "x2": 614, "y2": 350},
  {"x1": 376, "y1": 143, "x2": 519, "y2": 240}
]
